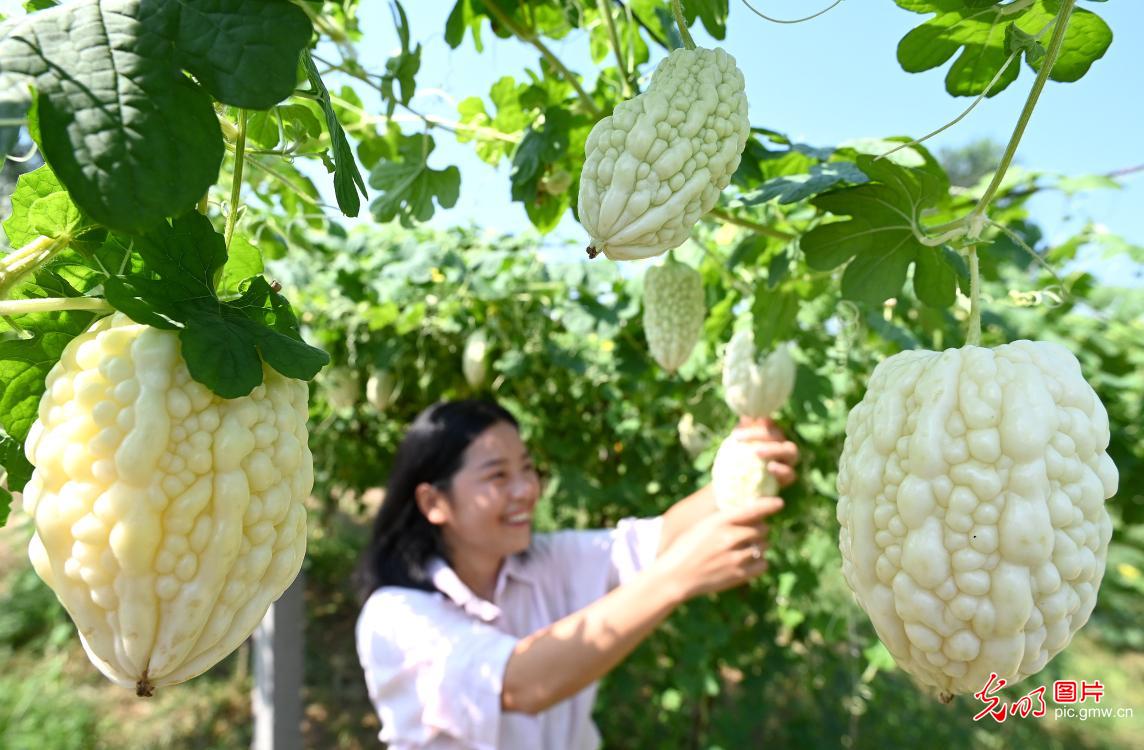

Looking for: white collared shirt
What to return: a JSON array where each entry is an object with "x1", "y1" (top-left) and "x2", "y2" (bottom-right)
[{"x1": 355, "y1": 515, "x2": 664, "y2": 749}]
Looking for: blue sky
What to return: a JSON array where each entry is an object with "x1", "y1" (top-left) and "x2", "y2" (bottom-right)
[{"x1": 325, "y1": 1, "x2": 1142, "y2": 282}]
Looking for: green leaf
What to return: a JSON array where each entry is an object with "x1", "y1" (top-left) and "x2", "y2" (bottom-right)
[
  {"x1": 445, "y1": 0, "x2": 484, "y2": 51},
  {"x1": 301, "y1": 51, "x2": 368, "y2": 218},
  {"x1": 913, "y1": 244, "x2": 959, "y2": 307},
  {"x1": 161, "y1": 0, "x2": 312, "y2": 109},
  {"x1": 742, "y1": 162, "x2": 869, "y2": 206},
  {"x1": 2, "y1": 165, "x2": 89, "y2": 247},
  {"x1": 801, "y1": 153, "x2": 954, "y2": 306},
  {"x1": 680, "y1": 0, "x2": 728, "y2": 40},
  {"x1": 368, "y1": 133, "x2": 461, "y2": 226},
  {"x1": 379, "y1": 1, "x2": 422, "y2": 118},
  {"x1": 456, "y1": 76, "x2": 532, "y2": 166},
  {"x1": 1005, "y1": 22, "x2": 1046, "y2": 68},
  {"x1": 0, "y1": 95, "x2": 24, "y2": 157},
  {"x1": 103, "y1": 212, "x2": 328, "y2": 397},
  {"x1": 895, "y1": 1, "x2": 1112, "y2": 97},
  {"x1": 246, "y1": 110, "x2": 282, "y2": 149},
  {"x1": 727, "y1": 234, "x2": 772, "y2": 270},
  {"x1": 0, "y1": 0, "x2": 312, "y2": 233},
  {"x1": 0, "y1": 430, "x2": 34, "y2": 525},
  {"x1": 215, "y1": 232, "x2": 264, "y2": 297},
  {"x1": 0, "y1": 312, "x2": 93, "y2": 443},
  {"x1": 752, "y1": 287, "x2": 799, "y2": 348},
  {"x1": 767, "y1": 245, "x2": 793, "y2": 289},
  {"x1": 628, "y1": 0, "x2": 675, "y2": 48},
  {"x1": 510, "y1": 108, "x2": 571, "y2": 204}
]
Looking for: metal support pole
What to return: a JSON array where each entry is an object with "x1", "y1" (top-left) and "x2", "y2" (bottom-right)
[{"x1": 252, "y1": 572, "x2": 305, "y2": 750}]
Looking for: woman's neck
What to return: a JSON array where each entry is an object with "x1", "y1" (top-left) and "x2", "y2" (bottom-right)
[{"x1": 451, "y1": 552, "x2": 503, "y2": 602}]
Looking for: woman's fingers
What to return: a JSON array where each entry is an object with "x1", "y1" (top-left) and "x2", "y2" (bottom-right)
[
  {"x1": 734, "y1": 416, "x2": 784, "y2": 441},
  {"x1": 725, "y1": 497, "x2": 784, "y2": 526},
  {"x1": 767, "y1": 461, "x2": 797, "y2": 487},
  {"x1": 751, "y1": 440, "x2": 799, "y2": 465}
]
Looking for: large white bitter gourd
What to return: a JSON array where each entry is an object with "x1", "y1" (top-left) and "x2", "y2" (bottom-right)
[
  {"x1": 578, "y1": 47, "x2": 750, "y2": 261},
  {"x1": 836, "y1": 341, "x2": 1117, "y2": 699},
  {"x1": 21, "y1": 312, "x2": 313, "y2": 695},
  {"x1": 713, "y1": 329, "x2": 796, "y2": 509}
]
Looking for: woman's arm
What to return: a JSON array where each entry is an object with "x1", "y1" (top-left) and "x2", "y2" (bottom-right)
[
  {"x1": 657, "y1": 483, "x2": 717, "y2": 555},
  {"x1": 501, "y1": 498, "x2": 783, "y2": 715}
]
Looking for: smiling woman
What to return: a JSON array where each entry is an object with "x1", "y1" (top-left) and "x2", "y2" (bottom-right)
[{"x1": 353, "y1": 399, "x2": 797, "y2": 749}]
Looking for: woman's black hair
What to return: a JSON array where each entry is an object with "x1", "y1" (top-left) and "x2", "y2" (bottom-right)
[{"x1": 353, "y1": 399, "x2": 520, "y2": 604}]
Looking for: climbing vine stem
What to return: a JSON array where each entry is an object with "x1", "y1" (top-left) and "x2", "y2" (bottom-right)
[
  {"x1": 672, "y1": 0, "x2": 697, "y2": 49},
  {"x1": 968, "y1": 0, "x2": 1076, "y2": 227},
  {"x1": 224, "y1": 108, "x2": 248, "y2": 251},
  {"x1": 967, "y1": 245, "x2": 982, "y2": 347}
]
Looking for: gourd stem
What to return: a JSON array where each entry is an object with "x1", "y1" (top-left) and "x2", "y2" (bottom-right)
[
  {"x1": 671, "y1": 0, "x2": 696, "y2": 49},
  {"x1": 597, "y1": 0, "x2": 632, "y2": 97},
  {"x1": 0, "y1": 235, "x2": 72, "y2": 298},
  {"x1": 966, "y1": 245, "x2": 981, "y2": 347},
  {"x1": 224, "y1": 108, "x2": 249, "y2": 252},
  {"x1": 969, "y1": 0, "x2": 1076, "y2": 227},
  {"x1": 709, "y1": 207, "x2": 795, "y2": 242},
  {"x1": 480, "y1": 1, "x2": 602, "y2": 116},
  {"x1": 0, "y1": 296, "x2": 113, "y2": 316}
]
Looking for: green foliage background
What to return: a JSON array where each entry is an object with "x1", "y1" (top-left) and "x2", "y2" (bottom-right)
[
  {"x1": 283, "y1": 210, "x2": 1142, "y2": 746},
  {"x1": 0, "y1": 0, "x2": 1142, "y2": 747}
]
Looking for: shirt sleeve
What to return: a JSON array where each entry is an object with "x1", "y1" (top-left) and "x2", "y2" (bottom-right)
[
  {"x1": 606, "y1": 515, "x2": 665, "y2": 588},
  {"x1": 540, "y1": 514, "x2": 665, "y2": 597},
  {"x1": 356, "y1": 589, "x2": 519, "y2": 749}
]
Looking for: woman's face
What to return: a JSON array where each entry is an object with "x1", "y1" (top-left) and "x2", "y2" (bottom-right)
[{"x1": 425, "y1": 421, "x2": 540, "y2": 563}]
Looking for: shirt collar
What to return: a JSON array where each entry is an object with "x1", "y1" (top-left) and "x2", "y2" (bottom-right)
[{"x1": 427, "y1": 553, "x2": 535, "y2": 623}]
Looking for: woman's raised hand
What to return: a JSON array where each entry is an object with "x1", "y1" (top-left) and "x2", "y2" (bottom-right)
[
  {"x1": 653, "y1": 497, "x2": 783, "y2": 600},
  {"x1": 732, "y1": 416, "x2": 800, "y2": 488}
]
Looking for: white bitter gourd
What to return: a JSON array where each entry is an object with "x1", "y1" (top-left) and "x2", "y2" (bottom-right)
[
  {"x1": 836, "y1": 341, "x2": 1117, "y2": 699},
  {"x1": 21, "y1": 313, "x2": 313, "y2": 695},
  {"x1": 578, "y1": 47, "x2": 750, "y2": 261}
]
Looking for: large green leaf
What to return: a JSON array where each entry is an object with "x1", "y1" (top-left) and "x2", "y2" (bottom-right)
[
  {"x1": 801, "y1": 153, "x2": 962, "y2": 307},
  {"x1": 1, "y1": 165, "x2": 92, "y2": 247},
  {"x1": 378, "y1": 1, "x2": 421, "y2": 118},
  {"x1": 301, "y1": 51, "x2": 369, "y2": 218},
  {"x1": 0, "y1": 0, "x2": 312, "y2": 233},
  {"x1": 0, "y1": 311, "x2": 94, "y2": 445},
  {"x1": 368, "y1": 131, "x2": 461, "y2": 227},
  {"x1": 895, "y1": 0, "x2": 1111, "y2": 97},
  {"x1": 0, "y1": 430, "x2": 34, "y2": 524},
  {"x1": 102, "y1": 212, "x2": 328, "y2": 397},
  {"x1": 456, "y1": 76, "x2": 533, "y2": 166},
  {"x1": 742, "y1": 162, "x2": 869, "y2": 206}
]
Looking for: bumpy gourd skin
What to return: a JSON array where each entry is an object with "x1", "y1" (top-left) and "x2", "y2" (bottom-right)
[
  {"x1": 837, "y1": 341, "x2": 1117, "y2": 697},
  {"x1": 21, "y1": 313, "x2": 313, "y2": 695},
  {"x1": 713, "y1": 331, "x2": 795, "y2": 508},
  {"x1": 462, "y1": 329, "x2": 489, "y2": 389},
  {"x1": 678, "y1": 413, "x2": 712, "y2": 459},
  {"x1": 713, "y1": 434, "x2": 780, "y2": 510},
  {"x1": 578, "y1": 47, "x2": 750, "y2": 260},
  {"x1": 643, "y1": 258, "x2": 705, "y2": 373},
  {"x1": 722, "y1": 330, "x2": 795, "y2": 419},
  {"x1": 366, "y1": 370, "x2": 397, "y2": 411}
]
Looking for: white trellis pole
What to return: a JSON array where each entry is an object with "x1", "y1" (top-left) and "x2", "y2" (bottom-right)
[{"x1": 252, "y1": 572, "x2": 305, "y2": 750}]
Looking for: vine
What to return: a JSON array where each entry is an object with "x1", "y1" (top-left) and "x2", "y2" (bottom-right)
[{"x1": 671, "y1": 0, "x2": 697, "y2": 50}]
